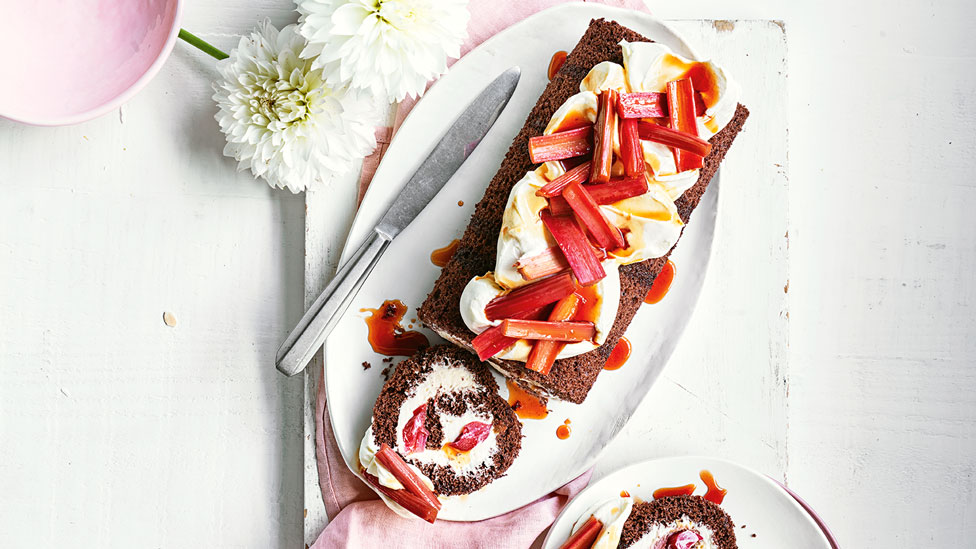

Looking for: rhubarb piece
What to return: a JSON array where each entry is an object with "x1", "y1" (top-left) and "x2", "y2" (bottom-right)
[
  {"x1": 541, "y1": 212, "x2": 606, "y2": 286},
  {"x1": 617, "y1": 91, "x2": 668, "y2": 118},
  {"x1": 517, "y1": 246, "x2": 570, "y2": 281},
  {"x1": 587, "y1": 175, "x2": 649, "y2": 204},
  {"x1": 549, "y1": 175, "x2": 648, "y2": 215},
  {"x1": 500, "y1": 319, "x2": 595, "y2": 342},
  {"x1": 589, "y1": 89, "x2": 618, "y2": 184},
  {"x1": 526, "y1": 293, "x2": 580, "y2": 374},
  {"x1": 560, "y1": 515, "x2": 604, "y2": 549},
  {"x1": 484, "y1": 272, "x2": 575, "y2": 321},
  {"x1": 616, "y1": 91, "x2": 707, "y2": 119},
  {"x1": 363, "y1": 471, "x2": 439, "y2": 523},
  {"x1": 471, "y1": 306, "x2": 549, "y2": 360},
  {"x1": 537, "y1": 161, "x2": 591, "y2": 198},
  {"x1": 528, "y1": 126, "x2": 593, "y2": 164},
  {"x1": 401, "y1": 404, "x2": 429, "y2": 454},
  {"x1": 667, "y1": 78, "x2": 703, "y2": 171},
  {"x1": 666, "y1": 530, "x2": 704, "y2": 549},
  {"x1": 376, "y1": 444, "x2": 442, "y2": 511},
  {"x1": 561, "y1": 181, "x2": 625, "y2": 250},
  {"x1": 471, "y1": 324, "x2": 515, "y2": 361},
  {"x1": 447, "y1": 422, "x2": 492, "y2": 452},
  {"x1": 637, "y1": 121, "x2": 712, "y2": 157},
  {"x1": 619, "y1": 118, "x2": 645, "y2": 178}
]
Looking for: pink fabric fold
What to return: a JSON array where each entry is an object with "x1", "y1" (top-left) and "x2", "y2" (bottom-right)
[{"x1": 314, "y1": 1, "x2": 647, "y2": 546}]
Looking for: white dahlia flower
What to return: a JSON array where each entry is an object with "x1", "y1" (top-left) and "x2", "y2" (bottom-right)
[
  {"x1": 297, "y1": 0, "x2": 470, "y2": 102},
  {"x1": 213, "y1": 21, "x2": 378, "y2": 193}
]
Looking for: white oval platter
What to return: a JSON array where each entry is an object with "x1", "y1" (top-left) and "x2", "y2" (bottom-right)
[
  {"x1": 324, "y1": 3, "x2": 722, "y2": 521},
  {"x1": 542, "y1": 456, "x2": 833, "y2": 549}
]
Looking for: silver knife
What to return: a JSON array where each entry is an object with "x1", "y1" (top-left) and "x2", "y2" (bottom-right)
[{"x1": 276, "y1": 66, "x2": 521, "y2": 376}]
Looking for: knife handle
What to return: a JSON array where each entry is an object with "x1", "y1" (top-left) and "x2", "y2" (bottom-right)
[{"x1": 275, "y1": 231, "x2": 391, "y2": 377}]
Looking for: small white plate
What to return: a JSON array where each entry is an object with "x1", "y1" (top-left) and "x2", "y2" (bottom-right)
[
  {"x1": 325, "y1": 3, "x2": 721, "y2": 521},
  {"x1": 543, "y1": 456, "x2": 833, "y2": 549}
]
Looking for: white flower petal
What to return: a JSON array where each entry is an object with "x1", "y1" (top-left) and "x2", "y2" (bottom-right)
[
  {"x1": 297, "y1": 0, "x2": 470, "y2": 102},
  {"x1": 212, "y1": 20, "x2": 379, "y2": 193}
]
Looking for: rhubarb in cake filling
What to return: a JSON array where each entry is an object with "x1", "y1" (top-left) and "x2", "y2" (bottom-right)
[
  {"x1": 460, "y1": 40, "x2": 740, "y2": 374},
  {"x1": 394, "y1": 367, "x2": 499, "y2": 475}
]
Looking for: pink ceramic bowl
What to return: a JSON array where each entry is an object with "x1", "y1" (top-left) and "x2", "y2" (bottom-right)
[{"x1": 1, "y1": 0, "x2": 183, "y2": 126}]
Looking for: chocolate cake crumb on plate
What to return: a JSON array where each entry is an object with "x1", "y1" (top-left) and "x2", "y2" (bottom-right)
[
  {"x1": 369, "y1": 345, "x2": 522, "y2": 496},
  {"x1": 417, "y1": 18, "x2": 749, "y2": 404}
]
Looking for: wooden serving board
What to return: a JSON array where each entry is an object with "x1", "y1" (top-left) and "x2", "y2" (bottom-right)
[{"x1": 302, "y1": 19, "x2": 788, "y2": 544}]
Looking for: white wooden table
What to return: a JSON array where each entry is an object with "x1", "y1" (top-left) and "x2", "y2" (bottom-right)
[{"x1": 1, "y1": 2, "x2": 974, "y2": 548}]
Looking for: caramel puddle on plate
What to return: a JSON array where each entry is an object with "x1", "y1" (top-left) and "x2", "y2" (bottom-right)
[
  {"x1": 430, "y1": 239, "x2": 460, "y2": 267},
  {"x1": 360, "y1": 299, "x2": 429, "y2": 356},
  {"x1": 506, "y1": 379, "x2": 548, "y2": 419},
  {"x1": 556, "y1": 418, "x2": 571, "y2": 440}
]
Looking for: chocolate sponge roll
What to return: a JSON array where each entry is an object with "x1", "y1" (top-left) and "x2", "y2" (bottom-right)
[{"x1": 418, "y1": 18, "x2": 749, "y2": 403}]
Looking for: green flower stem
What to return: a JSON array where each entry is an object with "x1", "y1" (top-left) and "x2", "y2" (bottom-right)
[{"x1": 178, "y1": 28, "x2": 229, "y2": 60}]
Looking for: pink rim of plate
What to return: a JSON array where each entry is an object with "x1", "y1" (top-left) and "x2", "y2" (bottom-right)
[
  {"x1": 769, "y1": 476, "x2": 840, "y2": 548},
  {"x1": 0, "y1": 0, "x2": 183, "y2": 127}
]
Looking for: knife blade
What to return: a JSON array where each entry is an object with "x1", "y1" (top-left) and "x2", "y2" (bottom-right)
[{"x1": 275, "y1": 66, "x2": 521, "y2": 376}]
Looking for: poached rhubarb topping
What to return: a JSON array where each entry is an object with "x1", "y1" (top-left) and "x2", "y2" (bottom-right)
[
  {"x1": 537, "y1": 160, "x2": 592, "y2": 198},
  {"x1": 561, "y1": 181, "x2": 625, "y2": 251},
  {"x1": 471, "y1": 306, "x2": 549, "y2": 360},
  {"x1": 526, "y1": 293, "x2": 580, "y2": 374},
  {"x1": 484, "y1": 272, "x2": 575, "y2": 321},
  {"x1": 540, "y1": 212, "x2": 606, "y2": 287},
  {"x1": 402, "y1": 404, "x2": 429, "y2": 454},
  {"x1": 617, "y1": 91, "x2": 668, "y2": 118},
  {"x1": 560, "y1": 515, "x2": 604, "y2": 549},
  {"x1": 375, "y1": 444, "x2": 442, "y2": 512},
  {"x1": 637, "y1": 121, "x2": 713, "y2": 158},
  {"x1": 363, "y1": 471, "x2": 439, "y2": 523},
  {"x1": 517, "y1": 246, "x2": 570, "y2": 281},
  {"x1": 447, "y1": 421, "x2": 492, "y2": 452},
  {"x1": 616, "y1": 90, "x2": 707, "y2": 119},
  {"x1": 620, "y1": 118, "x2": 646, "y2": 178},
  {"x1": 548, "y1": 175, "x2": 650, "y2": 216},
  {"x1": 666, "y1": 78, "x2": 703, "y2": 171},
  {"x1": 500, "y1": 319, "x2": 595, "y2": 342},
  {"x1": 589, "y1": 89, "x2": 618, "y2": 184},
  {"x1": 528, "y1": 126, "x2": 593, "y2": 164}
]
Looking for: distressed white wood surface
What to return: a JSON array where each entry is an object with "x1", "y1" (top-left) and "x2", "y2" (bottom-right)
[{"x1": 0, "y1": 4, "x2": 310, "y2": 548}]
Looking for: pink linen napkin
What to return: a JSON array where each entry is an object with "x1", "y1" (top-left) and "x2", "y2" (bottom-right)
[{"x1": 315, "y1": 1, "x2": 646, "y2": 547}]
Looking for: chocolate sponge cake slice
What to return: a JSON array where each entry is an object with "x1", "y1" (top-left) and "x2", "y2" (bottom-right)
[
  {"x1": 358, "y1": 345, "x2": 522, "y2": 520},
  {"x1": 418, "y1": 18, "x2": 749, "y2": 403},
  {"x1": 618, "y1": 496, "x2": 738, "y2": 549}
]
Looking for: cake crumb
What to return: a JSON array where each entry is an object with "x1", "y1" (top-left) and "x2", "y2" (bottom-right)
[
  {"x1": 457, "y1": 200, "x2": 464, "y2": 207},
  {"x1": 362, "y1": 361, "x2": 371, "y2": 370},
  {"x1": 162, "y1": 311, "x2": 177, "y2": 327},
  {"x1": 381, "y1": 366, "x2": 392, "y2": 380},
  {"x1": 751, "y1": 534, "x2": 757, "y2": 538},
  {"x1": 382, "y1": 357, "x2": 394, "y2": 363}
]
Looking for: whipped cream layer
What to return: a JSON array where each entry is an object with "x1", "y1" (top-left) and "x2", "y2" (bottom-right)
[
  {"x1": 460, "y1": 41, "x2": 740, "y2": 362},
  {"x1": 630, "y1": 514, "x2": 720, "y2": 549},
  {"x1": 572, "y1": 496, "x2": 635, "y2": 549}
]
